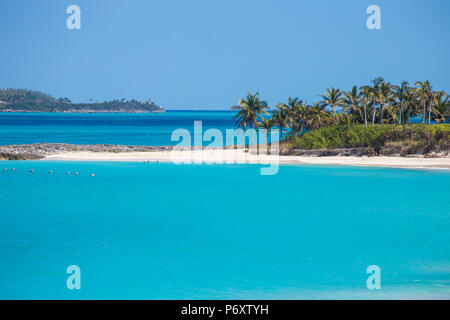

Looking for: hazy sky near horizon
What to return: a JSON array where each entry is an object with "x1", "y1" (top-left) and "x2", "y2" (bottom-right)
[{"x1": 0, "y1": 0, "x2": 449, "y2": 110}]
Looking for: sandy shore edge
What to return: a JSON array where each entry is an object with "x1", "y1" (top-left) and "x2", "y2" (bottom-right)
[{"x1": 42, "y1": 149, "x2": 450, "y2": 170}]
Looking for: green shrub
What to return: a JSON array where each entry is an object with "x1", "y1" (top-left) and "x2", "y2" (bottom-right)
[{"x1": 288, "y1": 124, "x2": 450, "y2": 150}]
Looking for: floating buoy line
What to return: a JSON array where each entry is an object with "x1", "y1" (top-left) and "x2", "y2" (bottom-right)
[{"x1": 2, "y1": 168, "x2": 95, "y2": 176}]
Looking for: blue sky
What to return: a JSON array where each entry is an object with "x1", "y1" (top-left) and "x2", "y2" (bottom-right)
[{"x1": 0, "y1": 0, "x2": 448, "y2": 109}]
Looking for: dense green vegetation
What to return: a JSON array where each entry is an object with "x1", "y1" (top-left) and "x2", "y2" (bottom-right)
[
  {"x1": 231, "y1": 78, "x2": 449, "y2": 153},
  {"x1": 0, "y1": 88, "x2": 164, "y2": 112},
  {"x1": 284, "y1": 124, "x2": 449, "y2": 154}
]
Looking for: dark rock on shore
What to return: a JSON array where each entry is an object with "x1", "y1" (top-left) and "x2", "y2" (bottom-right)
[
  {"x1": 281, "y1": 146, "x2": 448, "y2": 157},
  {"x1": 280, "y1": 147, "x2": 377, "y2": 157}
]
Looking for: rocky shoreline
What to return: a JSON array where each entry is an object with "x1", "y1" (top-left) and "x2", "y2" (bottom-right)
[
  {"x1": 0, "y1": 143, "x2": 448, "y2": 160},
  {"x1": 280, "y1": 146, "x2": 449, "y2": 158},
  {"x1": 0, "y1": 143, "x2": 172, "y2": 160}
]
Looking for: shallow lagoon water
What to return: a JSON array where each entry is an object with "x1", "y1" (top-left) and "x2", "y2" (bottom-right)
[{"x1": 0, "y1": 161, "x2": 449, "y2": 299}]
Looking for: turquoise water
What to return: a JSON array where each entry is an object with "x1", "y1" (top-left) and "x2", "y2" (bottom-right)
[
  {"x1": 0, "y1": 111, "x2": 241, "y2": 146},
  {"x1": 1, "y1": 161, "x2": 449, "y2": 299}
]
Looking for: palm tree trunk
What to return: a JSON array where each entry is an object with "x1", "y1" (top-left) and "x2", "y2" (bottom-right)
[
  {"x1": 250, "y1": 126, "x2": 254, "y2": 147},
  {"x1": 364, "y1": 105, "x2": 368, "y2": 128},
  {"x1": 255, "y1": 129, "x2": 260, "y2": 154},
  {"x1": 371, "y1": 106, "x2": 377, "y2": 125},
  {"x1": 379, "y1": 106, "x2": 384, "y2": 125},
  {"x1": 428, "y1": 104, "x2": 432, "y2": 125},
  {"x1": 422, "y1": 101, "x2": 426, "y2": 124}
]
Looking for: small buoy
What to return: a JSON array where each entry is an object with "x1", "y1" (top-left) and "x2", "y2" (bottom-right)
[
  {"x1": 30, "y1": 169, "x2": 34, "y2": 173},
  {"x1": 12, "y1": 168, "x2": 15, "y2": 171},
  {"x1": 90, "y1": 174, "x2": 95, "y2": 177},
  {"x1": 75, "y1": 172, "x2": 78, "y2": 176},
  {"x1": 66, "y1": 171, "x2": 70, "y2": 175},
  {"x1": 49, "y1": 170, "x2": 53, "y2": 174}
]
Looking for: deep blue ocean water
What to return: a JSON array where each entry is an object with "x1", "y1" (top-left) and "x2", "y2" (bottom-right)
[
  {"x1": 0, "y1": 161, "x2": 449, "y2": 299},
  {"x1": 0, "y1": 111, "x2": 240, "y2": 146}
]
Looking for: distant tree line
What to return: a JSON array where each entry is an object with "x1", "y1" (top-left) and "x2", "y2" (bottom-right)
[{"x1": 0, "y1": 89, "x2": 163, "y2": 112}]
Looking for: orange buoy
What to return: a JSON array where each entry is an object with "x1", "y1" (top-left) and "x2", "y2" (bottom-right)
[
  {"x1": 12, "y1": 168, "x2": 15, "y2": 171},
  {"x1": 30, "y1": 169, "x2": 34, "y2": 173},
  {"x1": 90, "y1": 174, "x2": 95, "y2": 177},
  {"x1": 66, "y1": 171, "x2": 70, "y2": 175},
  {"x1": 49, "y1": 170, "x2": 53, "y2": 174},
  {"x1": 75, "y1": 172, "x2": 78, "y2": 176}
]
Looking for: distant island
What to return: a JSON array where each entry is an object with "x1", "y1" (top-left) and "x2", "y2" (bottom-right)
[{"x1": 0, "y1": 89, "x2": 165, "y2": 113}]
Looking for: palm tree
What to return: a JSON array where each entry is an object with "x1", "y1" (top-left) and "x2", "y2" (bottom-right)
[
  {"x1": 432, "y1": 91, "x2": 449, "y2": 123},
  {"x1": 368, "y1": 77, "x2": 385, "y2": 124},
  {"x1": 430, "y1": 91, "x2": 449, "y2": 123},
  {"x1": 320, "y1": 87, "x2": 344, "y2": 114},
  {"x1": 259, "y1": 118, "x2": 275, "y2": 154},
  {"x1": 414, "y1": 81, "x2": 433, "y2": 124},
  {"x1": 295, "y1": 101, "x2": 314, "y2": 135},
  {"x1": 272, "y1": 103, "x2": 289, "y2": 141},
  {"x1": 359, "y1": 85, "x2": 372, "y2": 128},
  {"x1": 392, "y1": 81, "x2": 410, "y2": 124},
  {"x1": 364, "y1": 78, "x2": 395, "y2": 125},
  {"x1": 303, "y1": 102, "x2": 331, "y2": 131},
  {"x1": 283, "y1": 97, "x2": 301, "y2": 136},
  {"x1": 286, "y1": 97, "x2": 300, "y2": 110},
  {"x1": 343, "y1": 86, "x2": 363, "y2": 124},
  {"x1": 404, "y1": 89, "x2": 420, "y2": 124},
  {"x1": 231, "y1": 92, "x2": 269, "y2": 146},
  {"x1": 373, "y1": 80, "x2": 394, "y2": 125}
]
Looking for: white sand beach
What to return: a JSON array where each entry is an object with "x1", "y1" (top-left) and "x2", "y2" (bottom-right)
[{"x1": 43, "y1": 149, "x2": 450, "y2": 170}]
